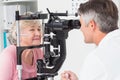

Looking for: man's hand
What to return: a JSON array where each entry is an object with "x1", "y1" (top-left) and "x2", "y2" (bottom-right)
[{"x1": 61, "y1": 71, "x2": 78, "y2": 80}]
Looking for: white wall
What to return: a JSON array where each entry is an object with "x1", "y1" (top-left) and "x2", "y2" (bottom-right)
[
  {"x1": 0, "y1": 2, "x2": 4, "y2": 52},
  {"x1": 113, "y1": 0, "x2": 120, "y2": 28}
]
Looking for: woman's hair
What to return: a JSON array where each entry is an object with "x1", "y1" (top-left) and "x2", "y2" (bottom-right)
[
  {"x1": 8, "y1": 12, "x2": 42, "y2": 45},
  {"x1": 78, "y1": 0, "x2": 118, "y2": 33}
]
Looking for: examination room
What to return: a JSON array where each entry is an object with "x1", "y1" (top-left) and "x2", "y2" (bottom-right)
[{"x1": 0, "y1": 0, "x2": 120, "y2": 80}]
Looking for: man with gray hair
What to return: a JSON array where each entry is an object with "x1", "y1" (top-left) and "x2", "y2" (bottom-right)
[{"x1": 61, "y1": 0, "x2": 120, "y2": 80}]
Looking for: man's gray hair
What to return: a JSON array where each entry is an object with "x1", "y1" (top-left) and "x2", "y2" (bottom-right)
[{"x1": 78, "y1": 0, "x2": 118, "y2": 33}]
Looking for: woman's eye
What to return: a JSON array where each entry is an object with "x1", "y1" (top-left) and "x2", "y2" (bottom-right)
[
  {"x1": 29, "y1": 29, "x2": 35, "y2": 31},
  {"x1": 38, "y1": 29, "x2": 41, "y2": 31}
]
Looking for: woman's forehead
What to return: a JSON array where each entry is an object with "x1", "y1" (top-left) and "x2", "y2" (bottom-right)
[{"x1": 20, "y1": 20, "x2": 41, "y2": 28}]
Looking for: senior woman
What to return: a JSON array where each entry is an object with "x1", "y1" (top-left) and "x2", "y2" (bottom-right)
[{"x1": 0, "y1": 12, "x2": 44, "y2": 80}]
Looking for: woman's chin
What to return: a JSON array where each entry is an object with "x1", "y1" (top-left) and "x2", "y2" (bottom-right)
[{"x1": 32, "y1": 42, "x2": 41, "y2": 46}]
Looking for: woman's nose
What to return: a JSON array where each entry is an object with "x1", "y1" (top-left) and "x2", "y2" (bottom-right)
[{"x1": 35, "y1": 30, "x2": 41, "y2": 35}]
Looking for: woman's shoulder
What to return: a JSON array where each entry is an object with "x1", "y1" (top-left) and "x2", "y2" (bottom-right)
[
  {"x1": 1, "y1": 45, "x2": 16, "y2": 57},
  {"x1": 2, "y1": 45, "x2": 16, "y2": 53}
]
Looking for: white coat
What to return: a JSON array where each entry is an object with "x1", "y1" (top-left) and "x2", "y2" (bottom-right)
[{"x1": 79, "y1": 29, "x2": 120, "y2": 80}]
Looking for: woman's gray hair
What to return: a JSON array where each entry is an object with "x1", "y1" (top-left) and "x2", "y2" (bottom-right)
[
  {"x1": 8, "y1": 23, "x2": 17, "y2": 45},
  {"x1": 7, "y1": 11, "x2": 42, "y2": 45}
]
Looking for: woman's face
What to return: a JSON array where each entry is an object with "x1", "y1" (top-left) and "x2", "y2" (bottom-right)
[{"x1": 20, "y1": 21, "x2": 42, "y2": 46}]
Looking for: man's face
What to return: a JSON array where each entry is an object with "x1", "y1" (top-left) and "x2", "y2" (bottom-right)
[{"x1": 79, "y1": 16, "x2": 94, "y2": 43}]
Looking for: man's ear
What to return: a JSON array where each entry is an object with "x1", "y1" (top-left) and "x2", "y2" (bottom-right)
[{"x1": 89, "y1": 20, "x2": 97, "y2": 31}]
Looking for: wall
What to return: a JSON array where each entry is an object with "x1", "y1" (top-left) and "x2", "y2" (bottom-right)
[
  {"x1": 0, "y1": 1, "x2": 4, "y2": 53},
  {"x1": 114, "y1": 0, "x2": 120, "y2": 27}
]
